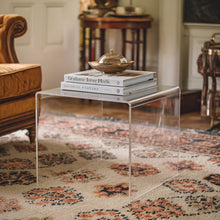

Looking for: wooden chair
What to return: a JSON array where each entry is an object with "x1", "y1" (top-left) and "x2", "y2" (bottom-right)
[{"x1": 0, "y1": 14, "x2": 42, "y2": 143}]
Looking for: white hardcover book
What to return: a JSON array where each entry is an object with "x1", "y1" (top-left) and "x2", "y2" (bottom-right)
[
  {"x1": 64, "y1": 69, "x2": 155, "y2": 87},
  {"x1": 61, "y1": 79, "x2": 157, "y2": 95},
  {"x1": 61, "y1": 86, "x2": 158, "y2": 102}
]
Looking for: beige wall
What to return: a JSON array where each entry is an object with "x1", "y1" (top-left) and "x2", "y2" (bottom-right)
[
  {"x1": 1, "y1": 0, "x2": 178, "y2": 89},
  {"x1": 158, "y1": 0, "x2": 182, "y2": 87},
  {"x1": 2, "y1": 0, "x2": 218, "y2": 90},
  {"x1": 1, "y1": 0, "x2": 80, "y2": 90}
]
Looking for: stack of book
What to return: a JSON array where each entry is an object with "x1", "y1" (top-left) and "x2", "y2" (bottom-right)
[{"x1": 61, "y1": 69, "x2": 157, "y2": 98}]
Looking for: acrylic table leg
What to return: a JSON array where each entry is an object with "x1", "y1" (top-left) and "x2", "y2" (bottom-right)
[
  {"x1": 128, "y1": 88, "x2": 181, "y2": 201},
  {"x1": 35, "y1": 92, "x2": 39, "y2": 186},
  {"x1": 128, "y1": 104, "x2": 132, "y2": 201}
]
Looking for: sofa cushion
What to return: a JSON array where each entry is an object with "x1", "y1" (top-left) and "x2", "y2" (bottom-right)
[
  {"x1": 0, "y1": 64, "x2": 42, "y2": 101},
  {"x1": 0, "y1": 95, "x2": 35, "y2": 120}
]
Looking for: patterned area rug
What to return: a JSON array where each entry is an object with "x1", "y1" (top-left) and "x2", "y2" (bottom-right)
[{"x1": 0, "y1": 113, "x2": 220, "y2": 220}]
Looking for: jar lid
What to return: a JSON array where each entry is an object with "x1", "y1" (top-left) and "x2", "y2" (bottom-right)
[{"x1": 98, "y1": 49, "x2": 128, "y2": 65}]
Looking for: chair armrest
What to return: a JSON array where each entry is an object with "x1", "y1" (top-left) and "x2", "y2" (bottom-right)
[{"x1": 0, "y1": 14, "x2": 27, "y2": 63}]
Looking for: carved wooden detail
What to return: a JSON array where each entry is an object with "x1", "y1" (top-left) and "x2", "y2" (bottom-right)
[
  {"x1": 0, "y1": 14, "x2": 41, "y2": 143},
  {"x1": 0, "y1": 14, "x2": 27, "y2": 63},
  {"x1": 197, "y1": 33, "x2": 220, "y2": 127}
]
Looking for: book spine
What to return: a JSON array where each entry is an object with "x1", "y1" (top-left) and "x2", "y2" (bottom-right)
[
  {"x1": 125, "y1": 80, "x2": 157, "y2": 94},
  {"x1": 61, "y1": 90, "x2": 125, "y2": 102},
  {"x1": 61, "y1": 87, "x2": 158, "y2": 102},
  {"x1": 61, "y1": 80, "x2": 157, "y2": 95},
  {"x1": 61, "y1": 81, "x2": 126, "y2": 95},
  {"x1": 64, "y1": 75, "x2": 123, "y2": 86},
  {"x1": 64, "y1": 69, "x2": 155, "y2": 87}
]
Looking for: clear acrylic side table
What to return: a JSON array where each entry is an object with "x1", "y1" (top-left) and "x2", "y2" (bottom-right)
[{"x1": 35, "y1": 86, "x2": 180, "y2": 201}]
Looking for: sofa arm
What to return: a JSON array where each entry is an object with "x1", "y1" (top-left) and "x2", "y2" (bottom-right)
[{"x1": 0, "y1": 14, "x2": 27, "y2": 63}]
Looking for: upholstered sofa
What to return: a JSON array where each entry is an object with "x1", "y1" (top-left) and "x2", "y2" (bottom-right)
[{"x1": 0, "y1": 14, "x2": 42, "y2": 143}]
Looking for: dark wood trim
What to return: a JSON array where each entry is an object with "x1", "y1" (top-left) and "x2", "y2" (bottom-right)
[{"x1": 181, "y1": 90, "x2": 201, "y2": 114}]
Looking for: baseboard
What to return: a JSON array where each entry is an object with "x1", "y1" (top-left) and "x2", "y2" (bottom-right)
[{"x1": 181, "y1": 90, "x2": 201, "y2": 114}]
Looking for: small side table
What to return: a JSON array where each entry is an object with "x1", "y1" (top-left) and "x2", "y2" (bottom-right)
[
  {"x1": 80, "y1": 16, "x2": 153, "y2": 71},
  {"x1": 35, "y1": 85, "x2": 180, "y2": 201}
]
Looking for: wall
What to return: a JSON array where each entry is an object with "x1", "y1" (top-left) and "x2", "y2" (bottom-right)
[
  {"x1": 158, "y1": 0, "x2": 183, "y2": 87},
  {"x1": 0, "y1": 0, "x2": 180, "y2": 89},
  {"x1": 0, "y1": 0, "x2": 80, "y2": 90},
  {"x1": 2, "y1": 0, "x2": 217, "y2": 90}
]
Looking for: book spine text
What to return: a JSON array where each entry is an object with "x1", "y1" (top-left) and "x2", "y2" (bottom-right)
[
  {"x1": 61, "y1": 81, "x2": 125, "y2": 95},
  {"x1": 64, "y1": 75, "x2": 122, "y2": 86}
]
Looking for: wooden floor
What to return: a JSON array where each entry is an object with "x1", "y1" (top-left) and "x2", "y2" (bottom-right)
[{"x1": 41, "y1": 97, "x2": 216, "y2": 132}]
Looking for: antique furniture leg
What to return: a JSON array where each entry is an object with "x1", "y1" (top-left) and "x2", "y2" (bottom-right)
[
  {"x1": 81, "y1": 27, "x2": 86, "y2": 70},
  {"x1": 201, "y1": 75, "x2": 208, "y2": 117},
  {"x1": 208, "y1": 50, "x2": 217, "y2": 127},
  {"x1": 131, "y1": 29, "x2": 135, "y2": 66},
  {"x1": 136, "y1": 29, "x2": 140, "y2": 70},
  {"x1": 100, "y1": 29, "x2": 105, "y2": 56},
  {"x1": 28, "y1": 126, "x2": 36, "y2": 144},
  {"x1": 210, "y1": 76, "x2": 216, "y2": 127},
  {"x1": 142, "y1": 28, "x2": 147, "y2": 70},
  {"x1": 89, "y1": 29, "x2": 93, "y2": 64},
  {"x1": 122, "y1": 29, "x2": 126, "y2": 56}
]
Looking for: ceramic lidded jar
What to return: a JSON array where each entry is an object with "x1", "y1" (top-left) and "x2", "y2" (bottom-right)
[
  {"x1": 98, "y1": 49, "x2": 128, "y2": 64},
  {"x1": 88, "y1": 49, "x2": 134, "y2": 73}
]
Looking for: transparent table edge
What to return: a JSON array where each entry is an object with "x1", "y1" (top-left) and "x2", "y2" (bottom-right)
[
  {"x1": 128, "y1": 87, "x2": 181, "y2": 201},
  {"x1": 35, "y1": 86, "x2": 180, "y2": 106},
  {"x1": 35, "y1": 86, "x2": 181, "y2": 201}
]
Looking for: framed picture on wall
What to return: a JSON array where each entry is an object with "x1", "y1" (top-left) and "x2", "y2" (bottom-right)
[{"x1": 183, "y1": 0, "x2": 220, "y2": 24}]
